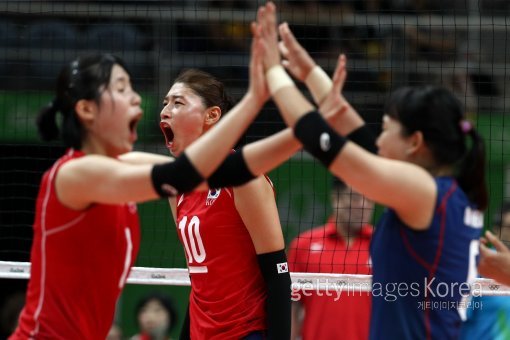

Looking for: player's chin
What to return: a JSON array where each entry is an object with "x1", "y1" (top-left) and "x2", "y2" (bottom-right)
[
  {"x1": 119, "y1": 141, "x2": 135, "y2": 155},
  {"x1": 170, "y1": 146, "x2": 182, "y2": 157}
]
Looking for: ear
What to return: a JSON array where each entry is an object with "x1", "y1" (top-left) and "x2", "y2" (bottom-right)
[
  {"x1": 74, "y1": 99, "x2": 97, "y2": 124},
  {"x1": 406, "y1": 130, "x2": 425, "y2": 155},
  {"x1": 204, "y1": 106, "x2": 221, "y2": 126}
]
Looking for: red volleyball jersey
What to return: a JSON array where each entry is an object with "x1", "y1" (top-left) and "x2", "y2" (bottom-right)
[
  {"x1": 288, "y1": 220, "x2": 373, "y2": 340},
  {"x1": 11, "y1": 149, "x2": 140, "y2": 340},
  {"x1": 176, "y1": 185, "x2": 267, "y2": 340}
]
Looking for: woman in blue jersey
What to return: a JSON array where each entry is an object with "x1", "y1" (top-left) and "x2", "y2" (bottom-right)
[{"x1": 254, "y1": 2, "x2": 487, "y2": 339}]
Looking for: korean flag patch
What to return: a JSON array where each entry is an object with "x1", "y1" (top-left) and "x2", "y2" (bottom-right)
[
  {"x1": 207, "y1": 188, "x2": 221, "y2": 199},
  {"x1": 206, "y1": 188, "x2": 221, "y2": 206},
  {"x1": 277, "y1": 262, "x2": 288, "y2": 274}
]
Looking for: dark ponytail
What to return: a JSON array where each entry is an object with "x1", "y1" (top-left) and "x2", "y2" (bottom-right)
[
  {"x1": 457, "y1": 128, "x2": 488, "y2": 210},
  {"x1": 36, "y1": 99, "x2": 60, "y2": 141}
]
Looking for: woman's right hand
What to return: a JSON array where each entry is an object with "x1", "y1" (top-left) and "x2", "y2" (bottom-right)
[
  {"x1": 256, "y1": 2, "x2": 281, "y2": 72},
  {"x1": 247, "y1": 20, "x2": 270, "y2": 107},
  {"x1": 278, "y1": 22, "x2": 316, "y2": 82}
]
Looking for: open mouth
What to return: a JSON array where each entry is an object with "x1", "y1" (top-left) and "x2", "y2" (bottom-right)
[
  {"x1": 159, "y1": 121, "x2": 174, "y2": 149},
  {"x1": 128, "y1": 114, "x2": 142, "y2": 138}
]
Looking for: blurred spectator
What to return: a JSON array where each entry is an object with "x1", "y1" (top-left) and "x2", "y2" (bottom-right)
[
  {"x1": 130, "y1": 292, "x2": 177, "y2": 340},
  {"x1": 85, "y1": 23, "x2": 145, "y2": 51},
  {"x1": 402, "y1": 25, "x2": 482, "y2": 114},
  {"x1": 288, "y1": 178, "x2": 374, "y2": 340},
  {"x1": 459, "y1": 202, "x2": 510, "y2": 340},
  {"x1": 0, "y1": 291, "x2": 25, "y2": 338},
  {"x1": 107, "y1": 323, "x2": 123, "y2": 340}
]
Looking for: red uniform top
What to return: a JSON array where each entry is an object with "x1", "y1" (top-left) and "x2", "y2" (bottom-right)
[
  {"x1": 288, "y1": 219, "x2": 373, "y2": 340},
  {"x1": 176, "y1": 186, "x2": 267, "y2": 340},
  {"x1": 11, "y1": 149, "x2": 140, "y2": 340}
]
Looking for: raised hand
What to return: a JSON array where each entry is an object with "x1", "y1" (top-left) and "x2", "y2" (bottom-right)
[
  {"x1": 248, "y1": 21, "x2": 270, "y2": 105},
  {"x1": 478, "y1": 230, "x2": 510, "y2": 287},
  {"x1": 319, "y1": 53, "x2": 348, "y2": 121},
  {"x1": 256, "y1": 2, "x2": 281, "y2": 71},
  {"x1": 317, "y1": 53, "x2": 365, "y2": 136},
  {"x1": 278, "y1": 22, "x2": 316, "y2": 82}
]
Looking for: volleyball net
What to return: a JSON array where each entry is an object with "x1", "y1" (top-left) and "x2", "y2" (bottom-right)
[{"x1": 0, "y1": 0, "x2": 509, "y2": 297}]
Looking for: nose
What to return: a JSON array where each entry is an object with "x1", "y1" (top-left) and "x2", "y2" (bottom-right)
[
  {"x1": 132, "y1": 91, "x2": 142, "y2": 106},
  {"x1": 160, "y1": 106, "x2": 171, "y2": 120}
]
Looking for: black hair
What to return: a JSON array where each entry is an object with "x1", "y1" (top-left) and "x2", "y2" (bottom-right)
[
  {"x1": 173, "y1": 68, "x2": 234, "y2": 116},
  {"x1": 36, "y1": 54, "x2": 130, "y2": 149},
  {"x1": 135, "y1": 292, "x2": 177, "y2": 332},
  {"x1": 385, "y1": 85, "x2": 488, "y2": 210}
]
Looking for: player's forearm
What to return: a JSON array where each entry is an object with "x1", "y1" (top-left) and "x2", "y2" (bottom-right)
[
  {"x1": 185, "y1": 92, "x2": 263, "y2": 178},
  {"x1": 272, "y1": 86, "x2": 314, "y2": 128},
  {"x1": 244, "y1": 128, "x2": 301, "y2": 175}
]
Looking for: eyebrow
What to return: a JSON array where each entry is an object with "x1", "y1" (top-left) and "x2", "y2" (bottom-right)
[
  {"x1": 164, "y1": 94, "x2": 185, "y2": 101},
  {"x1": 113, "y1": 76, "x2": 129, "y2": 85}
]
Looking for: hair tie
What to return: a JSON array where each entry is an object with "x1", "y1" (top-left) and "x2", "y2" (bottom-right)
[
  {"x1": 460, "y1": 120, "x2": 472, "y2": 134},
  {"x1": 68, "y1": 59, "x2": 80, "y2": 89}
]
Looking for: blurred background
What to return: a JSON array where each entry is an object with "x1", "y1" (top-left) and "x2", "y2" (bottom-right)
[{"x1": 0, "y1": 0, "x2": 509, "y2": 338}]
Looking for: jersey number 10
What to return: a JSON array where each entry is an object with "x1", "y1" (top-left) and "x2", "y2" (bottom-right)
[{"x1": 179, "y1": 215, "x2": 207, "y2": 264}]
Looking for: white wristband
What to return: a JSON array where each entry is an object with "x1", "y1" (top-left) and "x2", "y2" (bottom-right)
[
  {"x1": 266, "y1": 65, "x2": 295, "y2": 95},
  {"x1": 305, "y1": 65, "x2": 333, "y2": 104}
]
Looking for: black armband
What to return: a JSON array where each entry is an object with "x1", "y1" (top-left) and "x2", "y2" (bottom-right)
[
  {"x1": 258, "y1": 249, "x2": 291, "y2": 340},
  {"x1": 207, "y1": 149, "x2": 256, "y2": 188},
  {"x1": 294, "y1": 111, "x2": 347, "y2": 167},
  {"x1": 347, "y1": 124, "x2": 377, "y2": 154},
  {"x1": 151, "y1": 153, "x2": 204, "y2": 197}
]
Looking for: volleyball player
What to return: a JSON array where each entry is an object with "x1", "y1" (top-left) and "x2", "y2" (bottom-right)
[
  {"x1": 158, "y1": 68, "x2": 290, "y2": 340},
  {"x1": 255, "y1": 2, "x2": 487, "y2": 339},
  {"x1": 9, "y1": 26, "x2": 278, "y2": 339}
]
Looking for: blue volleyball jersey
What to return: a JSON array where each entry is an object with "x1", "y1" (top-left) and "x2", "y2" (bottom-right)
[{"x1": 370, "y1": 177, "x2": 483, "y2": 340}]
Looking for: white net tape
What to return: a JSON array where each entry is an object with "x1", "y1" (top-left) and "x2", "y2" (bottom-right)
[{"x1": 1, "y1": 260, "x2": 509, "y2": 296}]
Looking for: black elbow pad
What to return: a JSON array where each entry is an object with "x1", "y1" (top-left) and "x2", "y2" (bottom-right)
[
  {"x1": 207, "y1": 149, "x2": 256, "y2": 188},
  {"x1": 151, "y1": 153, "x2": 204, "y2": 197},
  {"x1": 347, "y1": 124, "x2": 377, "y2": 154},
  {"x1": 294, "y1": 111, "x2": 347, "y2": 167}
]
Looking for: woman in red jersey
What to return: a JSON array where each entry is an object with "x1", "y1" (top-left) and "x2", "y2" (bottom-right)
[
  {"x1": 159, "y1": 68, "x2": 291, "y2": 340},
  {"x1": 10, "y1": 26, "x2": 276, "y2": 339}
]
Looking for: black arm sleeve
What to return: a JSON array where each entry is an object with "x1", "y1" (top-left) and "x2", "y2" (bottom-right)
[
  {"x1": 258, "y1": 249, "x2": 291, "y2": 340},
  {"x1": 207, "y1": 149, "x2": 256, "y2": 188},
  {"x1": 151, "y1": 152, "x2": 204, "y2": 197},
  {"x1": 346, "y1": 124, "x2": 377, "y2": 154},
  {"x1": 293, "y1": 111, "x2": 347, "y2": 167}
]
